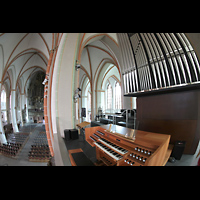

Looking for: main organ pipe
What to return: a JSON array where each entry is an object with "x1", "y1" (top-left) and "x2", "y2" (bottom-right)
[{"x1": 117, "y1": 33, "x2": 200, "y2": 96}]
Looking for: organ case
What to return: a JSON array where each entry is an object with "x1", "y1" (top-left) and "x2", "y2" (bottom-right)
[{"x1": 85, "y1": 125, "x2": 171, "y2": 166}]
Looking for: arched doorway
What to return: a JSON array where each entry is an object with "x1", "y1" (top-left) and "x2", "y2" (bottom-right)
[
  {"x1": 79, "y1": 76, "x2": 91, "y2": 122},
  {"x1": 95, "y1": 63, "x2": 122, "y2": 115},
  {"x1": 26, "y1": 71, "x2": 45, "y2": 123}
]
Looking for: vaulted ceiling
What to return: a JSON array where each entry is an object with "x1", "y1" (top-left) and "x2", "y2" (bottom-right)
[
  {"x1": 79, "y1": 34, "x2": 120, "y2": 91},
  {"x1": 0, "y1": 33, "x2": 60, "y2": 95},
  {"x1": 0, "y1": 33, "x2": 120, "y2": 98}
]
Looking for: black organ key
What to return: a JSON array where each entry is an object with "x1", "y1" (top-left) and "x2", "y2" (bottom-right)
[
  {"x1": 98, "y1": 137, "x2": 128, "y2": 155},
  {"x1": 90, "y1": 136, "x2": 96, "y2": 141}
]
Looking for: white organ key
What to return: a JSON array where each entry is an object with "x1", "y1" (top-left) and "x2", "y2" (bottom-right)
[
  {"x1": 94, "y1": 142, "x2": 123, "y2": 161},
  {"x1": 98, "y1": 138, "x2": 128, "y2": 155}
]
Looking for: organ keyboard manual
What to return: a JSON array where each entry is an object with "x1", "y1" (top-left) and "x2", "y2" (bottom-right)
[{"x1": 85, "y1": 124, "x2": 171, "y2": 166}]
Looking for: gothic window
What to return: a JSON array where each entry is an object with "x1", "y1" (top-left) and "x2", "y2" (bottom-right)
[
  {"x1": 1, "y1": 85, "x2": 7, "y2": 122},
  {"x1": 87, "y1": 91, "x2": 91, "y2": 121},
  {"x1": 106, "y1": 84, "x2": 112, "y2": 110},
  {"x1": 114, "y1": 82, "x2": 121, "y2": 110}
]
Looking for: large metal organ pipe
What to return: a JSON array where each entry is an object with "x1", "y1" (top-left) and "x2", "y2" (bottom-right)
[{"x1": 117, "y1": 33, "x2": 200, "y2": 96}]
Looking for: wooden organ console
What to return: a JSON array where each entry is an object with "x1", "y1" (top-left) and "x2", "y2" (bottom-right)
[{"x1": 85, "y1": 124, "x2": 171, "y2": 166}]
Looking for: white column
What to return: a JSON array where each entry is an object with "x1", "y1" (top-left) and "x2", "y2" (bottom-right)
[
  {"x1": 96, "y1": 90, "x2": 105, "y2": 112},
  {"x1": 0, "y1": 47, "x2": 7, "y2": 142},
  {"x1": 51, "y1": 33, "x2": 80, "y2": 165},
  {"x1": 51, "y1": 33, "x2": 80, "y2": 138},
  {"x1": 0, "y1": 83, "x2": 7, "y2": 143},
  {"x1": 20, "y1": 93, "x2": 25, "y2": 126},
  {"x1": 10, "y1": 90, "x2": 19, "y2": 132}
]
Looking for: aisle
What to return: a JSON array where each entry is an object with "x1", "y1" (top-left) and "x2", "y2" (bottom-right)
[{"x1": 0, "y1": 123, "x2": 47, "y2": 166}]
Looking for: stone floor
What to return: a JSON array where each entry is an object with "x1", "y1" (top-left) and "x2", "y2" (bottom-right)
[
  {"x1": 64, "y1": 132, "x2": 97, "y2": 164},
  {"x1": 165, "y1": 141, "x2": 200, "y2": 166},
  {"x1": 0, "y1": 123, "x2": 48, "y2": 166}
]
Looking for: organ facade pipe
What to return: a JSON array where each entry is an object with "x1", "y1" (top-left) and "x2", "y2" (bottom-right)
[{"x1": 117, "y1": 33, "x2": 140, "y2": 94}]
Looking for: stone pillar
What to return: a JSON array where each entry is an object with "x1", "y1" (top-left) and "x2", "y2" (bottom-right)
[{"x1": 10, "y1": 90, "x2": 19, "y2": 132}]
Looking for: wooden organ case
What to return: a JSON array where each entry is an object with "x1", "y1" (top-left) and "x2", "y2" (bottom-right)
[{"x1": 85, "y1": 125, "x2": 171, "y2": 166}]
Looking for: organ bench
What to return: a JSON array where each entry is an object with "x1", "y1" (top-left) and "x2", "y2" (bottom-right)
[{"x1": 85, "y1": 124, "x2": 171, "y2": 166}]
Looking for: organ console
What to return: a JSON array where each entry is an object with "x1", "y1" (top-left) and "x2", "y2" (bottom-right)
[{"x1": 85, "y1": 124, "x2": 171, "y2": 166}]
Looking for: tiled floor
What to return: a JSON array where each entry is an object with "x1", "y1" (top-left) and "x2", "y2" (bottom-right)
[
  {"x1": 63, "y1": 132, "x2": 97, "y2": 163},
  {"x1": 166, "y1": 141, "x2": 200, "y2": 166},
  {"x1": 0, "y1": 123, "x2": 48, "y2": 166}
]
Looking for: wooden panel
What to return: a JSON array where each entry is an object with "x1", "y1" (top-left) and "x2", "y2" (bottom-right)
[
  {"x1": 137, "y1": 90, "x2": 198, "y2": 120},
  {"x1": 147, "y1": 134, "x2": 170, "y2": 166},
  {"x1": 137, "y1": 89, "x2": 200, "y2": 154},
  {"x1": 85, "y1": 126, "x2": 100, "y2": 147}
]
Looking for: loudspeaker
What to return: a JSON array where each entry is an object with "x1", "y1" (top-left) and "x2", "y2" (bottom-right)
[
  {"x1": 70, "y1": 129, "x2": 79, "y2": 140},
  {"x1": 64, "y1": 129, "x2": 71, "y2": 141},
  {"x1": 171, "y1": 141, "x2": 186, "y2": 160},
  {"x1": 81, "y1": 108, "x2": 86, "y2": 117}
]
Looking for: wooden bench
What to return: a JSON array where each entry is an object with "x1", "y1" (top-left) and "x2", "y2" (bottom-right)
[{"x1": 68, "y1": 148, "x2": 95, "y2": 166}]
